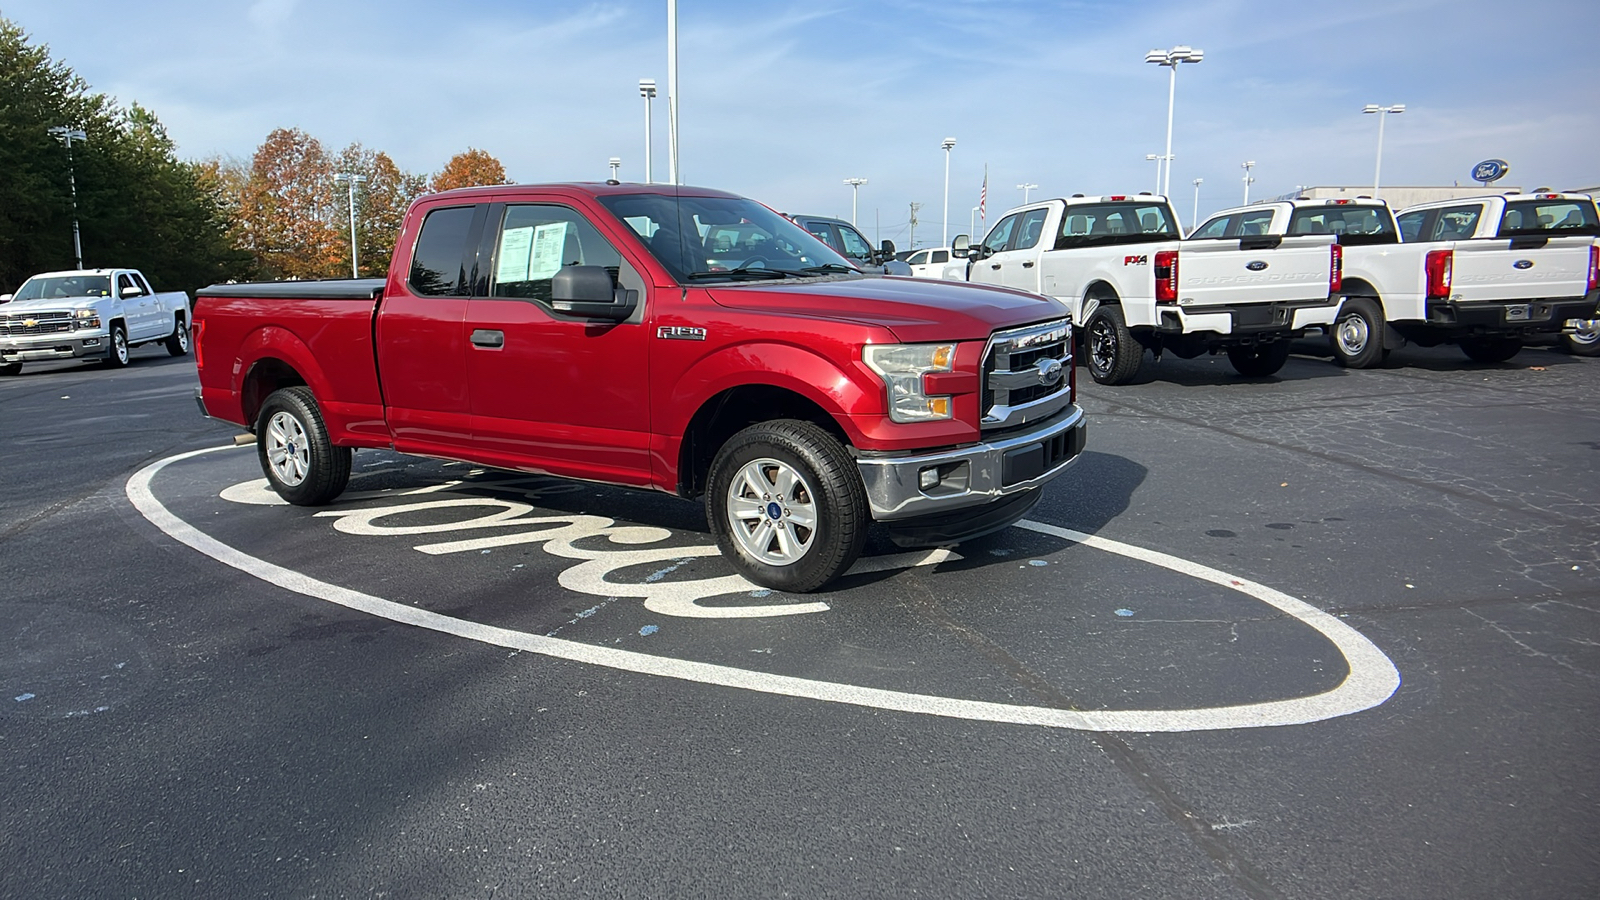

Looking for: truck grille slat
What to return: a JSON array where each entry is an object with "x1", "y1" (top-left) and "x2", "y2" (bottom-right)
[
  {"x1": 981, "y1": 318, "x2": 1074, "y2": 433},
  {"x1": 0, "y1": 312, "x2": 76, "y2": 336}
]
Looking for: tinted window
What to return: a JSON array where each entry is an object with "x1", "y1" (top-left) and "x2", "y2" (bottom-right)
[
  {"x1": 1056, "y1": 202, "x2": 1179, "y2": 248},
  {"x1": 1236, "y1": 209, "x2": 1275, "y2": 236},
  {"x1": 1287, "y1": 204, "x2": 1397, "y2": 245},
  {"x1": 1189, "y1": 215, "x2": 1232, "y2": 240},
  {"x1": 117, "y1": 273, "x2": 141, "y2": 296},
  {"x1": 931, "y1": 250, "x2": 949, "y2": 264},
  {"x1": 803, "y1": 222, "x2": 840, "y2": 251},
  {"x1": 133, "y1": 272, "x2": 154, "y2": 294},
  {"x1": 837, "y1": 224, "x2": 873, "y2": 259},
  {"x1": 907, "y1": 251, "x2": 929, "y2": 266},
  {"x1": 599, "y1": 194, "x2": 854, "y2": 282},
  {"x1": 1499, "y1": 199, "x2": 1600, "y2": 237},
  {"x1": 1429, "y1": 205, "x2": 1483, "y2": 241},
  {"x1": 1013, "y1": 208, "x2": 1050, "y2": 250},
  {"x1": 489, "y1": 205, "x2": 621, "y2": 303},
  {"x1": 983, "y1": 213, "x2": 1020, "y2": 251},
  {"x1": 1396, "y1": 210, "x2": 1428, "y2": 242},
  {"x1": 409, "y1": 206, "x2": 476, "y2": 296}
]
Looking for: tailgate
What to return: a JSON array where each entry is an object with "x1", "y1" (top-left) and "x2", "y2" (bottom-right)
[
  {"x1": 1177, "y1": 235, "x2": 1335, "y2": 307},
  {"x1": 1449, "y1": 237, "x2": 1594, "y2": 301}
]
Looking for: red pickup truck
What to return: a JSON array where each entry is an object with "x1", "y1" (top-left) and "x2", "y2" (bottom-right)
[{"x1": 193, "y1": 183, "x2": 1086, "y2": 591}]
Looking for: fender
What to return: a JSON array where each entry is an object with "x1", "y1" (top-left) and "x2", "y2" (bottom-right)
[
  {"x1": 233, "y1": 325, "x2": 386, "y2": 444},
  {"x1": 663, "y1": 341, "x2": 876, "y2": 443}
]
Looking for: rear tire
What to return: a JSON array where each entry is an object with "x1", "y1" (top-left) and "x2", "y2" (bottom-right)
[
  {"x1": 0, "y1": 362, "x2": 20, "y2": 376},
  {"x1": 256, "y1": 386, "x2": 352, "y2": 506},
  {"x1": 1459, "y1": 337, "x2": 1522, "y2": 364},
  {"x1": 1228, "y1": 341, "x2": 1291, "y2": 378},
  {"x1": 165, "y1": 317, "x2": 190, "y2": 356},
  {"x1": 104, "y1": 322, "x2": 130, "y2": 368},
  {"x1": 707, "y1": 420, "x2": 867, "y2": 593},
  {"x1": 1330, "y1": 297, "x2": 1389, "y2": 368},
  {"x1": 1083, "y1": 303, "x2": 1143, "y2": 385},
  {"x1": 1563, "y1": 322, "x2": 1600, "y2": 357}
]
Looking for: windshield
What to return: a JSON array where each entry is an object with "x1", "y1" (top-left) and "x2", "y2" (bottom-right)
[
  {"x1": 597, "y1": 193, "x2": 858, "y2": 283},
  {"x1": 1288, "y1": 205, "x2": 1397, "y2": 246},
  {"x1": 13, "y1": 275, "x2": 113, "y2": 302},
  {"x1": 1054, "y1": 203, "x2": 1179, "y2": 249},
  {"x1": 1499, "y1": 199, "x2": 1600, "y2": 238}
]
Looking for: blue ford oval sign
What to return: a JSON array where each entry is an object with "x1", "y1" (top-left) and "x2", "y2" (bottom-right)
[
  {"x1": 1246, "y1": 260, "x2": 1269, "y2": 271},
  {"x1": 1513, "y1": 259, "x2": 1534, "y2": 270},
  {"x1": 1472, "y1": 159, "x2": 1509, "y2": 184}
]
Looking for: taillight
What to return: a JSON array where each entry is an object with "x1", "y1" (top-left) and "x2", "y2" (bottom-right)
[
  {"x1": 1425, "y1": 249, "x2": 1453, "y2": 299},
  {"x1": 192, "y1": 317, "x2": 204, "y2": 370},
  {"x1": 1588, "y1": 244, "x2": 1599, "y2": 292},
  {"x1": 1155, "y1": 250, "x2": 1178, "y2": 303},
  {"x1": 1329, "y1": 244, "x2": 1343, "y2": 294}
]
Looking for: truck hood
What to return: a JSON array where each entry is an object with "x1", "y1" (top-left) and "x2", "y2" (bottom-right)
[
  {"x1": 705, "y1": 276, "x2": 1066, "y2": 342},
  {"x1": 0, "y1": 296, "x2": 102, "y2": 314}
]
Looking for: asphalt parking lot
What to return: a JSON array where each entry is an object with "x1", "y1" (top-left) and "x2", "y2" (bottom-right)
[{"x1": 3, "y1": 340, "x2": 1597, "y2": 899}]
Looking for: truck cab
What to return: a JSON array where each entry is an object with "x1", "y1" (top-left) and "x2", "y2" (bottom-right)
[{"x1": 788, "y1": 214, "x2": 912, "y2": 276}]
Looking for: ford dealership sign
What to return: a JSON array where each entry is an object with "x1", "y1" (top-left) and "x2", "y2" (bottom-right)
[{"x1": 1472, "y1": 159, "x2": 1509, "y2": 184}]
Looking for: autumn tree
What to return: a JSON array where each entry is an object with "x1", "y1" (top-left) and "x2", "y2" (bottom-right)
[
  {"x1": 430, "y1": 148, "x2": 508, "y2": 193},
  {"x1": 334, "y1": 142, "x2": 427, "y2": 277},
  {"x1": 235, "y1": 127, "x2": 342, "y2": 280}
]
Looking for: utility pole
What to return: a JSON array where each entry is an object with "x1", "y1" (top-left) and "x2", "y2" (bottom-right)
[
  {"x1": 909, "y1": 202, "x2": 922, "y2": 251},
  {"x1": 49, "y1": 126, "x2": 88, "y2": 269}
]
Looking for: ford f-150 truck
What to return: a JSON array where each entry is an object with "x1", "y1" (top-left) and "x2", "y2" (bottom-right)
[
  {"x1": 1192, "y1": 195, "x2": 1600, "y2": 367},
  {"x1": 193, "y1": 183, "x2": 1087, "y2": 592},
  {"x1": 0, "y1": 268, "x2": 190, "y2": 374},
  {"x1": 953, "y1": 195, "x2": 1342, "y2": 384}
]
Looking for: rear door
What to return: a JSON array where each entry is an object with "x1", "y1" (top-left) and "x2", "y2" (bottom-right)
[
  {"x1": 374, "y1": 202, "x2": 479, "y2": 455},
  {"x1": 1179, "y1": 208, "x2": 1334, "y2": 306},
  {"x1": 463, "y1": 199, "x2": 652, "y2": 485}
]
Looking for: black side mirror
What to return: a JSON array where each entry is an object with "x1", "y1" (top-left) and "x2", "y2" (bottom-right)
[
  {"x1": 880, "y1": 239, "x2": 896, "y2": 258},
  {"x1": 551, "y1": 266, "x2": 637, "y2": 322},
  {"x1": 951, "y1": 234, "x2": 970, "y2": 258}
]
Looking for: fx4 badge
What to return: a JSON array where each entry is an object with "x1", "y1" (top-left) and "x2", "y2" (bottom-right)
[
  {"x1": 1123, "y1": 255, "x2": 1149, "y2": 266},
  {"x1": 657, "y1": 325, "x2": 707, "y2": 341}
]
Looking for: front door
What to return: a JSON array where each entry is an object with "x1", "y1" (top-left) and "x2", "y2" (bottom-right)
[
  {"x1": 989, "y1": 207, "x2": 1050, "y2": 293},
  {"x1": 464, "y1": 202, "x2": 652, "y2": 485}
]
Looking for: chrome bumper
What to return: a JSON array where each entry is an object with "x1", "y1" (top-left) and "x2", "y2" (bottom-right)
[
  {"x1": 0, "y1": 333, "x2": 109, "y2": 361},
  {"x1": 856, "y1": 405, "x2": 1086, "y2": 521}
]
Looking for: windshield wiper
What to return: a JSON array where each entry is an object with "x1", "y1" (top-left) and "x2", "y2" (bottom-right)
[
  {"x1": 797, "y1": 263, "x2": 859, "y2": 274},
  {"x1": 682, "y1": 266, "x2": 795, "y2": 281}
]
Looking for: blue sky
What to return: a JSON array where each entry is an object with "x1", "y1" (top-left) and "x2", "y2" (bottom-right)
[{"x1": 7, "y1": 0, "x2": 1598, "y2": 247}]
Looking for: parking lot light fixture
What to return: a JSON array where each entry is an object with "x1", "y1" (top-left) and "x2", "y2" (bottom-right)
[
  {"x1": 1363, "y1": 103, "x2": 1405, "y2": 198},
  {"x1": 941, "y1": 137, "x2": 956, "y2": 246},
  {"x1": 1016, "y1": 182, "x2": 1039, "y2": 204},
  {"x1": 1191, "y1": 178, "x2": 1203, "y2": 233},
  {"x1": 639, "y1": 79, "x2": 657, "y2": 183},
  {"x1": 1145, "y1": 45, "x2": 1203, "y2": 198},
  {"x1": 1241, "y1": 160, "x2": 1256, "y2": 204},
  {"x1": 1146, "y1": 154, "x2": 1163, "y2": 194},
  {"x1": 332, "y1": 172, "x2": 367, "y2": 278},
  {"x1": 844, "y1": 178, "x2": 868, "y2": 226},
  {"x1": 48, "y1": 126, "x2": 88, "y2": 269},
  {"x1": 609, "y1": 157, "x2": 622, "y2": 181}
]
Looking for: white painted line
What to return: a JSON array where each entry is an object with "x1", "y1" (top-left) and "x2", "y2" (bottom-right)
[{"x1": 129, "y1": 446, "x2": 1400, "y2": 732}]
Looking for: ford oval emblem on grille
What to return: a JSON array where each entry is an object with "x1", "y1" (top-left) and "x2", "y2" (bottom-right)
[
  {"x1": 1513, "y1": 259, "x2": 1534, "y2": 270},
  {"x1": 1245, "y1": 260, "x2": 1269, "y2": 272},
  {"x1": 1036, "y1": 358, "x2": 1064, "y2": 386}
]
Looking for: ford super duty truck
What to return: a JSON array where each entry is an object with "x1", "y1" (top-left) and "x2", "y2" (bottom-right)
[
  {"x1": 953, "y1": 194, "x2": 1343, "y2": 384},
  {"x1": 1192, "y1": 195, "x2": 1600, "y2": 367},
  {"x1": 0, "y1": 268, "x2": 190, "y2": 374},
  {"x1": 193, "y1": 183, "x2": 1087, "y2": 592}
]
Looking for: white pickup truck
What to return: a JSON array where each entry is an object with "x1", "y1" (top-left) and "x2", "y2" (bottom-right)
[
  {"x1": 953, "y1": 194, "x2": 1342, "y2": 383},
  {"x1": 1196, "y1": 195, "x2": 1600, "y2": 367},
  {"x1": 0, "y1": 268, "x2": 191, "y2": 375}
]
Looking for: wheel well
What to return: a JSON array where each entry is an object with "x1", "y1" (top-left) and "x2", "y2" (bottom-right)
[
  {"x1": 241, "y1": 358, "x2": 307, "y2": 428},
  {"x1": 1084, "y1": 281, "x2": 1119, "y2": 305},
  {"x1": 1341, "y1": 278, "x2": 1379, "y2": 300},
  {"x1": 677, "y1": 385, "x2": 845, "y2": 499}
]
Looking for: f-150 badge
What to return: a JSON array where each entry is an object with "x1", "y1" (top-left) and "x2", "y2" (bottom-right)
[{"x1": 657, "y1": 326, "x2": 707, "y2": 341}]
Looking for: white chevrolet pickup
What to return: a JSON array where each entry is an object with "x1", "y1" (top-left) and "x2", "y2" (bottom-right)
[
  {"x1": 954, "y1": 194, "x2": 1342, "y2": 383},
  {"x1": 0, "y1": 268, "x2": 191, "y2": 375}
]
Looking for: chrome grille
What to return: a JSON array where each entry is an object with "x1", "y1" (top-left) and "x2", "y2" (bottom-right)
[
  {"x1": 981, "y1": 318, "x2": 1073, "y2": 432},
  {"x1": 0, "y1": 311, "x2": 75, "y2": 336}
]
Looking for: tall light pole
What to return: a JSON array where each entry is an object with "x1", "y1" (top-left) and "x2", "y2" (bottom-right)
[
  {"x1": 1191, "y1": 177, "x2": 1203, "y2": 232},
  {"x1": 1241, "y1": 160, "x2": 1256, "y2": 204},
  {"x1": 970, "y1": 206, "x2": 979, "y2": 239},
  {"x1": 941, "y1": 137, "x2": 956, "y2": 246},
  {"x1": 1144, "y1": 45, "x2": 1203, "y2": 198},
  {"x1": 333, "y1": 173, "x2": 366, "y2": 278},
  {"x1": 1016, "y1": 182, "x2": 1039, "y2": 204},
  {"x1": 667, "y1": 0, "x2": 680, "y2": 184},
  {"x1": 1363, "y1": 103, "x2": 1405, "y2": 198},
  {"x1": 1146, "y1": 154, "x2": 1163, "y2": 194},
  {"x1": 844, "y1": 177, "x2": 868, "y2": 226},
  {"x1": 639, "y1": 79, "x2": 657, "y2": 183},
  {"x1": 48, "y1": 126, "x2": 88, "y2": 269},
  {"x1": 608, "y1": 157, "x2": 622, "y2": 181}
]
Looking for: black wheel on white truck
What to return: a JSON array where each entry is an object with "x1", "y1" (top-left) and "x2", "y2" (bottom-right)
[
  {"x1": 707, "y1": 419, "x2": 868, "y2": 593},
  {"x1": 1082, "y1": 301, "x2": 1143, "y2": 385},
  {"x1": 1331, "y1": 297, "x2": 1390, "y2": 369},
  {"x1": 256, "y1": 386, "x2": 352, "y2": 506}
]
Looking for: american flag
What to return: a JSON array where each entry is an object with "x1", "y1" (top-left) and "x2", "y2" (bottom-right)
[{"x1": 978, "y1": 166, "x2": 987, "y2": 230}]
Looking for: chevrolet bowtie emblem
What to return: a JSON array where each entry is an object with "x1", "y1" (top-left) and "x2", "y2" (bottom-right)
[{"x1": 23, "y1": 318, "x2": 38, "y2": 327}]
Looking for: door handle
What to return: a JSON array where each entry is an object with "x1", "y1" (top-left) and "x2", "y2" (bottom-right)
[
  {"x1": 1022, "y1": 261, "x2": 1035, "y2": 268},
  {"x1": 991, "y1": 263, "x2": 1002, "y2": 270},
  {"x1": 470, "y1": 329, "x2": 504, "y2": 348}
]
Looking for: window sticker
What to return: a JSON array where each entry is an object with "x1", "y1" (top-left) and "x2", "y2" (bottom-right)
[
  {"x1": 529, "y1": 221, "x2": 570, "y2": 280},
  {"x1": 496, "y1": 226, "x2": 534, "y2": 283}
]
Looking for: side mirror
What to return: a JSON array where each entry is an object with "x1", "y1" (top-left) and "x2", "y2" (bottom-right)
[
  {"x1": 550, "y1": 265, "x2": 637, "y2": 322},
  {"x1": 880, "y1": 239, "x2": 897, "y2": 257},
  {"x1": 951, "y1": 234, "x2": 970, "y2": 258},
  {"x1": 121, "y1": 285, "x2": 141, "y2": 298},
  {"x1": 0, "y1": 294, "x2": 12, "y2": 303}
]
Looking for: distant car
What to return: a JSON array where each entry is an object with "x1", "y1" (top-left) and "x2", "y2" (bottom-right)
[
  {"x1": 0, "y1": 267, "x2": 191, "y2": 375},
  {"x1": 905, "y1": 247, "x2": 956, "y2": 279},
  {"x1": 788, "y1": 214, "x2": 912, "y2": 276}
]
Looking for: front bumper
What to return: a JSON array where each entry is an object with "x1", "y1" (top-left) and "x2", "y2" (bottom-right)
[
  {"x1": 856, "y1": 405, "x2": 1086, "y2": 522},
  {"x1": 1157, "y1": 298, "x2": 1341, "y2": 337},
  {"x1": 0, "y1": 332, "x2": 110, "y2": 361}
]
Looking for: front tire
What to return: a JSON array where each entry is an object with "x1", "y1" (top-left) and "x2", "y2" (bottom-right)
[
  {"x1": 165, "y1": 317, "x2": 190, "y2": 356},
  {"x1": 1330, "y1": 297, "x2": 1389, "y2": 368},
  {"x1": 104, "y1": 322, "x2": 130, "y2": 368},
  {"x1": 1228, "y1": 341, "x2": 1291, "y2": 378},
  {"x1": 1083, "y1": 303, "x2": 1143, "y2": 385},
  {"x1": 1563, "y1": 322, "x2": 1600, "y2": 357},
  {"x1": 1459, "y1": 336, "x2": 1522, "y2": 364},
  {"x1": 256, "y1": 386, "x2": 352, "y2": 506},
  {"x1": 707, "y1": 420, "x2": 868, "y2": 593},
  {"x1": 0, "y1": 362, "x2": 20, "y2": 376}
]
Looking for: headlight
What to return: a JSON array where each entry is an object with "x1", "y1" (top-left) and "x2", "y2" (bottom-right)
[
  {"x1": 863, "y1": 343, "x2": 957, "y2": 423},
  {"x1": 73, "y1": 309, "x2": 100, "y2": 329}
]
